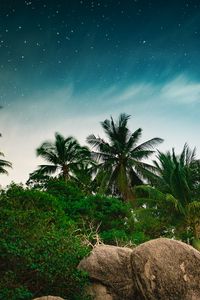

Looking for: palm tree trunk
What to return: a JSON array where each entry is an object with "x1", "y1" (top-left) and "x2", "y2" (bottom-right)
[{"x1": 62, "y1": 165, "x2": 69, "y2": 181}]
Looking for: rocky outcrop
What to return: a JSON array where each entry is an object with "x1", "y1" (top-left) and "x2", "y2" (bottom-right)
[
  {"x1": 87, "y1": 282, "x2": 114, "y2": 300},
  {"x1": 131, "y1": 238, "x2": 200, "y2": 300},
  {"x1": 78, "y1": 244, "x2": 135, "y2": 299},
  {"x1": 78, "y1": 238, "x2": 200, "y2": 300}
]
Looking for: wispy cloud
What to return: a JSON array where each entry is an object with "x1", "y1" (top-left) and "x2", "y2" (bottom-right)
[
  {"x1": 100, "y1": 75, "x2": 200, "y2": 106},
  {"x1": 161, "y1": 75, "x2": 200, "y2": 104}
]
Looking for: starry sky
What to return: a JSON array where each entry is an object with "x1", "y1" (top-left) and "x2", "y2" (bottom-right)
[{"x1": 1, "y1": 0, "x2": 200, "y2": 185}]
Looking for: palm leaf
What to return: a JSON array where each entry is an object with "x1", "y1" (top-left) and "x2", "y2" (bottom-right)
[{"x1": 133, "y1": 137, "x2": 163, "y2": 152}]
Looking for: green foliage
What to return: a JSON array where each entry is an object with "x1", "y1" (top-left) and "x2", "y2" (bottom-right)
[
  {"x1": 0, "y1": 283, "x2": 32, "y2": 300},
  {"x1": 100, "y1": 228, "x2": 149, "y2": 246},
  {"x1": 45, "y1": 179, "x2": 136, "y2": 246},
  {"x1": 192, "y1": 239, "x2": 200, "y2": 251},
  {"x1": 87, "y1": 113, "x2": 163, "y2": 201},
  {"x1": 71, "y1": 162, "x2": 97, "y2": 194},
  {"x1": 0, "y1": 151, "x2": 12, "y2": 175},
  {"x1": 149, "y1": 144, "x2": 200, "y2": 204},
  {"x1": 65, "y1": 194, "x2": 130, "y2": 230},
  {"x1": 0, "y1": 184, "x2": 90, "y2": 300},
  {"x1": 1, "y1": 183, "x2": 64, "y2": 212},
  {"x1": 33, "y1": 132, "x2": 92, "y2": 181},
  {"x1": 135, "y1": 185, "x2": 187, "y2": 240},
  {"x1": 129, "y1": 231, "x2": 150, "y2": 245},
  {"x1": 4, "y1": 114, "x2": 200, "y2": 299},
  {"x1": 100, "y1": 229, "x2": 129, "y2": 245},
  {"x1": 46, "y1": 179, "x2": 84, "y2": 203},
  {"x1": 135, "y1": 145, "x2": 200, "y2": 243},
  {"x1": 26, "y1": 173, "x2": 51, "y2": 190}
]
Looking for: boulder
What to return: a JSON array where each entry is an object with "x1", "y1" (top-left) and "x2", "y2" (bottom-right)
[
  {"x1": 131, "y1": 238, "x2": 200, "y2": 300},
  {"x1": 78, "y1": 244, "x2": 135, "y2": 299},
  {"x1": 79, "y1": 238, "x2": 200, "y2": 300},
  {"x1": 33, "y1": 297, "x2": 64, "y2": 300},
  {"x1": 87, "y1": 282, "x2": 114, "y2": 300}
]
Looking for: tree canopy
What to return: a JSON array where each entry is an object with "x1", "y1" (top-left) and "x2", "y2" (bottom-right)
[
  {"x1": 87, "y1": 113, "x2": 163, "y2": 201},
  {"x1": 33, "y1": 132, "x2": 92, "y2": 181}
]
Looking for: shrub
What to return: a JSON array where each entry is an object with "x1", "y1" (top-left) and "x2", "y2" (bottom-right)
[{"x1": 0, "y1": 184, "x2": 90, "y2": 300}]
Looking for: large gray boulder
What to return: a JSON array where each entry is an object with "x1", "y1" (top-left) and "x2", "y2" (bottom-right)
[
  {"x1": 78, "y1": 244, "x2": 135, "y2": 299},
  {"x1": 78, "y1": 238, "x2": 200, "y2": 300},
  {"x1": 131, "y1": 238, "x2": 200, "y2": 300}
]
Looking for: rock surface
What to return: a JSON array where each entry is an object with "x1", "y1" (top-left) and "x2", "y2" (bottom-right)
[
  {"x1": 131, "y1": 238, "x2": 200, "y2": 300},
  {"x1": 78, "y1": 238, "x2": 200, "y2": 300},
  {"x1": 78, "y1": 244, "x2": 135, "y2": 299},
  {"x1": 87, "y1": 282, "x2": 114, "y2": 300}
]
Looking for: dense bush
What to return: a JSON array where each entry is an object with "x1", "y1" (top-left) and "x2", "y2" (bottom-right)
[
  {"x1": 46, "y1": 179, "x2": 84, "y2": 204},
  {"x1": 46, "y1": 180, "x2": 149, "y2": 245},
  {"x1": 0, "y1": 184, "x2": 90, "y2": 300}
]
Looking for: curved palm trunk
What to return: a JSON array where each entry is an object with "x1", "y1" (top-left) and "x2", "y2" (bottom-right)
[
  {"x1": 117, "y1": 164, "x2": 135, "y2": 202},
  {"x1": 62, "y1": 165, "x2": 69, "y2": 181}
]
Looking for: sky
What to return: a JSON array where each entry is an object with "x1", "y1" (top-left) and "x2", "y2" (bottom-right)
[{"x1": 1, "y1": 0, "x2": 200, "y2": 186}]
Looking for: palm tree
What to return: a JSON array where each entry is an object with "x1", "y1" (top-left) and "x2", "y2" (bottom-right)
[
  {"x1": 136, "y1": 144, "x2": 200, "y2": 244},
  {"x1": 147, "y1": 144, "x2": 200, "y2": 204},
  {"x1": 87, "y1": 113, "x2": 163, "y2": 201},
  {"x1": 33, "y1": 133, "x2": 91, "y2": 181},
  {"x1": 0, "y1": 151, "x2": 12, "y2": 175}
]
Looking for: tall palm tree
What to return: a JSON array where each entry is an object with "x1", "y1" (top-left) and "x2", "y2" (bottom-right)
[
  {"x1": 0, "y1": 151, "x2": 12, "y2": 175},
  {"x1": 87, "y1": 113, "x2": 163, "y2": 201},
  {"x1": 34, "y1": 133, "x2": 91, "y2": 181}
]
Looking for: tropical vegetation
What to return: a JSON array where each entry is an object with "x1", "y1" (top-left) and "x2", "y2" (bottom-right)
[
  {"x1": 1, "y1": 113, "x2": 200, "y2": 299},
  {"x1": 135, "y1": 144, "x2": 200, "y2": 245},
  {"x1": 33, "y1": 132, "x2": 91, "y2": 181},
  {"x1": 87, "y1": 113, "x2": 163, "y2": 201},
  {"x1": 0, "y1": 184, "x2": 90, "y2": 300}
]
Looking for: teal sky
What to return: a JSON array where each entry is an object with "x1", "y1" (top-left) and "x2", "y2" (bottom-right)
[{"x1": 1, "y1": 0, "x2": 200, "y2": 185}]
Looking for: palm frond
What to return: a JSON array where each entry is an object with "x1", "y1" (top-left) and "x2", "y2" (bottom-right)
[
  {"x1": 125, "y1": 128, "x2": 142, "y2": 151},
  {"x1": 36, "y1": 164, "x2": 58, "y2": 175},
  {"x1": 133, "y1": 137, "x2": 164, "y2": 152},
  {"x1": 0, "y1": 168, "x2": 9, "y2": 175},
  {"x1": 0, "y1": 153, "x2": 12, "y2": 175},
  {"x1": 130, "y1": 149, "x2": 155, "y2": 159},
  {"x1": 0, "y1": 159, "x2": 12, "y2": 168}
]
